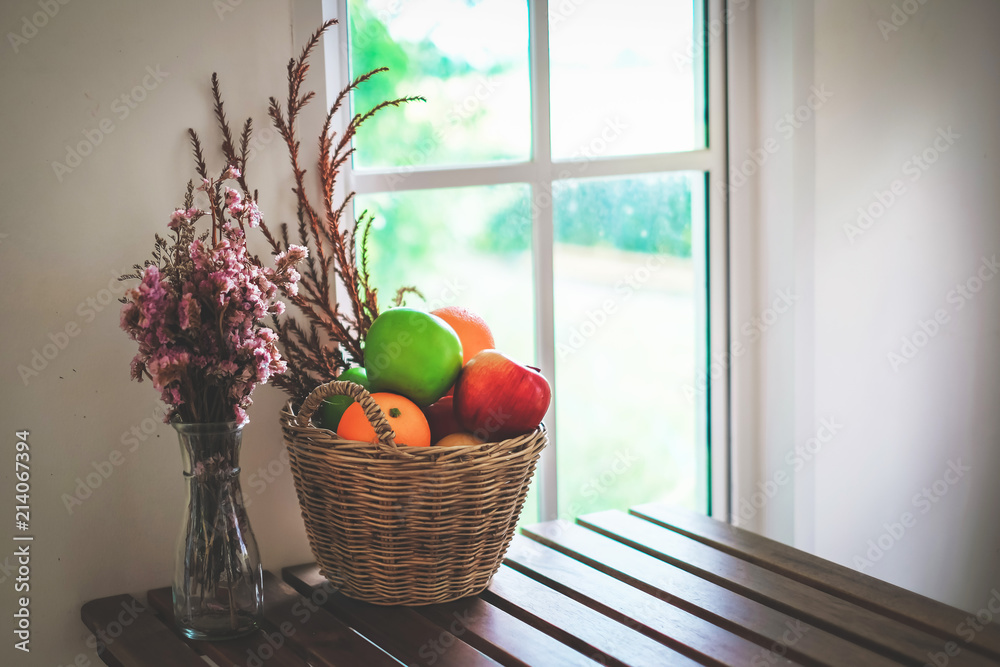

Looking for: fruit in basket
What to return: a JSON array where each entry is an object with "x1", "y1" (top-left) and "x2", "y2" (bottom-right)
[
  {"x1": 435, "y1": 432, "x2": 485, "y2": 447},
  {"x1": 431, "y1": 306, "x2": 496, "y2": 365},
  {"x1": 364, "y1": 308, "x2": 463, "y2": 407},
  {"x1": 315, "y1": 367, "x2": 371, "y2": 431},
  {"x1": 337, "y1": 392, "x2": 431, "y2": 447},
  {"x1": 454, "y1": 350, "x2": 551, "y2": 441},
  {"x1": 423, "y1": 395, "x2": 463, "y2": 444}
]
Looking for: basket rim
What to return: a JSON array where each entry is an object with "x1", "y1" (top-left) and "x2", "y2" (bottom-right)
[{"x1": 281, "y1": 400, "x2": 547, "y2": 458}]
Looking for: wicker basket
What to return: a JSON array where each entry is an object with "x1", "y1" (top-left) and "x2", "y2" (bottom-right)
[{"x1": 281, "y1": 380, "x2": 547, "y2": 605}]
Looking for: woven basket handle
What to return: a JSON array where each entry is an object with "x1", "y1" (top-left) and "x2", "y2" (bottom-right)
[{"x1": 297, "y1": 380, "x2": 411, "y2": 456}]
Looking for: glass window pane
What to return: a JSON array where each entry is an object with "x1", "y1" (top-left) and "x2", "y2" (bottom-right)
[
  {"x1": 553, "y1": 172, "x2": 706, "y2": 518},
  {"x1": 549, "y1": 0, "x2": 705, "y2": 159},
  {"x1": 348, "y1": 0, "x2": 531, "y2": 169}
]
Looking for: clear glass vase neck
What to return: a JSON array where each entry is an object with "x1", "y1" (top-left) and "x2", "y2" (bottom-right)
[{"x1": 173, "y1": 421, "x2": 244, "y2": 480}]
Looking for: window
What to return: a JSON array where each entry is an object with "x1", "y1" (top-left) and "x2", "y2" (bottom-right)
[{"x1": 328, "y1": 0, "x2": 729, "y2": 522}]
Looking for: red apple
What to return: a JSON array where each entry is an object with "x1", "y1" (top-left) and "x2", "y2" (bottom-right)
[
  {"x1": 454, "y1": 350, "x2": 551, "y2": 441},
  {"x1": 422, "y1": 395, "x2": 463, "y2": 444}
]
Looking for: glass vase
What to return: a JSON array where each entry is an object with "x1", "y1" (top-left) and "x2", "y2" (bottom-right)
[{"x1": 172, "y1": 421, "x2": 263, "y2": 640}]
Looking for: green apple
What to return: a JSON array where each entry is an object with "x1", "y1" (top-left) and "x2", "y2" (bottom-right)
[
  {"x1": 315, "y1": 366, "x2": 371, "y2": 431},
  {"x1": 364, "y1": 308, "x2": 462, "y2": 407}
]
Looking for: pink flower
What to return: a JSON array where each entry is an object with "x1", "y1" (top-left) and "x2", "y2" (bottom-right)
[
  {"x1": 215, "y1": 360, "x2": 239, "y2": 376},
  {"x1": 268, "y1": 245, "x2": 306, "y2": 297},
  {"x1": 129, "y1": 355, "x2": 146, "y2": 382},
  {"x1": 147, "y1": 349, "x2": 191, "y2": 391},
  {"x1": 225, "y1": 187, "x2": 244, "y2": 217},
  {"x1": 233, "y1": 407, "x2": 248, "y2": 426},
  {"x1": 196, "y1": 178, "x2": 211, "y2": 192},
  {"x1": 224, "y1": 165, "x2": 241, "y2": 180},
  {"x1": 189, "y1": 238, "x2": 205, "y2": 259},
  {"x1": 123, "y1": 197, "x2": 294, "y2": 424},
  {"x1": 169, "y1": 209, "x2": 190, "y2": 230},
  {"x1": 133, "y1": 265, "x2": 172, "y2": 329},
  {"x1": 244, "y1": 201, "x2": 261, "y2": 228},
  {"x1": 120, "y1": 301, "x2": 139, "y2": 331},
  {"x1": 275, "y1": 244, "x2": 308, "y2": 268},
  {"x1": 178, "y1": 293, "x2": 200, "y2": 330}
]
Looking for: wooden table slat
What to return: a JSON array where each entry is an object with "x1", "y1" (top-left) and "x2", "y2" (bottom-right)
[
  {"x1": 631, "y1": 501, "x2": 1000, "y2": 660},
  {"x1": 93, "y1": 642, "x2": 127, "y2": 667},
  {"x1": 413, "y1": 589, "x2": 604, "y2": 667},
  {"x1": 147, "y1": 586, "x2": 310, "y2": 667},
  {"x1": 522, "y1": 518, "x2": 902, "y2": 667},
  {"x1": 260, "y1": 571, "x2": 401, "y2": 667},
  {"x1": 579, "y1": 510, "x2": 999, "y2": 667},
  {"x1": 505, "y1": 534, "x2": 800, "y2": 666},
  {"x1": 80, "y1": 594, "x2": 206, "y2": 667},
  {"x1": 482, "y1": 564, "x2": 704, "y2": 667},
  {"x1": 283, "y1": 563, "x2": 500, "y2": 667}
]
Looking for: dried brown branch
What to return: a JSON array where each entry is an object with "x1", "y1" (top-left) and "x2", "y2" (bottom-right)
[
  {"x1": 393, "y1": 286, "x2": 424, "y2": 307},
  {"x1": 193, "y1": 19, "x2": 421, "y2": 408},
  {"x1": 211, "y1": 73, "x2": 238, "y2": 166},
  {"x1": 187, "y1": 130, "x2": 208, "y2": 180}
]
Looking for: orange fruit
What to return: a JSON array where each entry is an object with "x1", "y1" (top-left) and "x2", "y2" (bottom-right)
[
  {"x1": 337, "y1": 392, "x2": 431, "y2": 447},
  {"x1": 431, "y1": 306, "x2": 496, "y2": 365},
  {"x1": 435, "y1": 432, "x2": 485, "y2": 447}
]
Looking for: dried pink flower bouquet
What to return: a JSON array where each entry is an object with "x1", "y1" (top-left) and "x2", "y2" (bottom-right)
[{"x1": 120, "y1": 165, "x2": 306, "y2": 425}]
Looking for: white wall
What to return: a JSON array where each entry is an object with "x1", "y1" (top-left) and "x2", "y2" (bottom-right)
[
  {"x1": 732, "y1": 0, "x2": 1000, "y2": 612},
  {"x1": 0, "y1": 1, "x2": 329, "y2": 664}
]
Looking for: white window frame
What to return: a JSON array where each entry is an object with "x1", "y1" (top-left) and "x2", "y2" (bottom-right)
[{"x1": 299, "y1": 0, "x2": 731, "y2": 522}]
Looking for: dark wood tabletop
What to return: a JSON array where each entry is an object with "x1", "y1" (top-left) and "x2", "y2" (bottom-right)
[{"x1": 81, "y1": 503, "x2": 1000, "y2": 666}]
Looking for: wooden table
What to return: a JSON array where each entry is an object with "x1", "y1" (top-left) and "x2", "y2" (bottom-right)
[{"x1": 82, "y1": 503, "x2": 1000, "y2": 666}]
